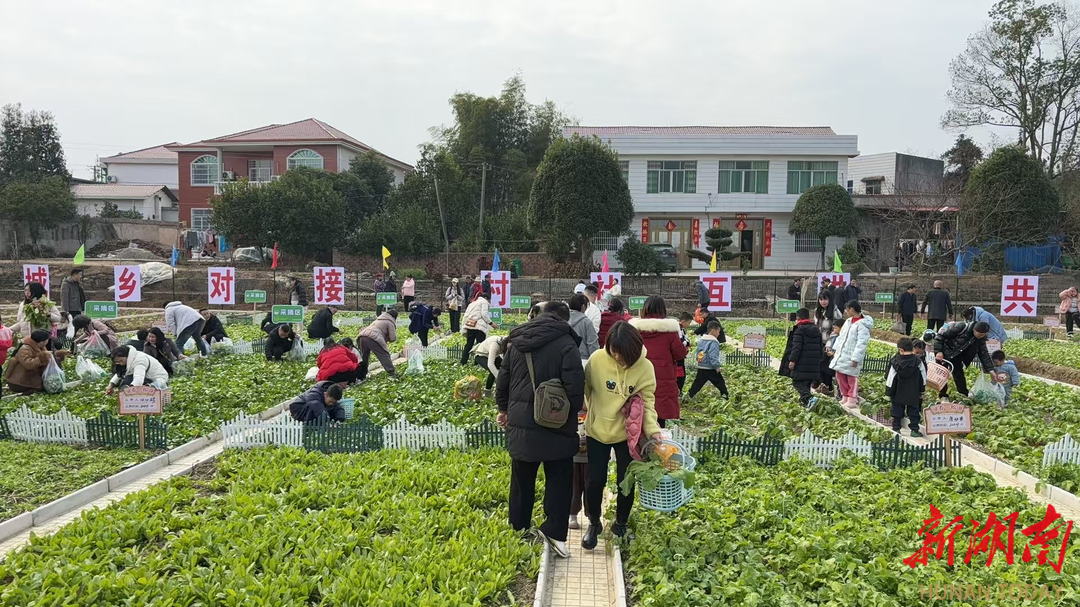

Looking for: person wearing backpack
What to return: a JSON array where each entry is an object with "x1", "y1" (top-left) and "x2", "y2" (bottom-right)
[{"x1": 495, "y1": 301, "x2": 584, "y2": 560}]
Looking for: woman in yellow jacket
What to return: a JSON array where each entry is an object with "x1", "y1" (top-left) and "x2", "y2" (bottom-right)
[{"x1": 581, "y1": 321, "x2": 661, "y2": 549}]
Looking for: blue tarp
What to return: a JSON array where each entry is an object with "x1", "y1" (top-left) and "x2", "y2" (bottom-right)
[{"x1": 955, "y1": 239, "x2": 1062, "y2": 273}]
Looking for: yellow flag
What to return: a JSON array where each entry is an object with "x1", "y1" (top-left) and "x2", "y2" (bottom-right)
[
  {"x1": 381, "y1": 246, "x2": 391, "y2": 269},
  {"x1": 709, "y1": 249, "x2": 717, "y2": 273}
]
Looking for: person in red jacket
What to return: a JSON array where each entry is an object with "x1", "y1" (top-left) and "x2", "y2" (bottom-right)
[
  {"x1": 629, "y1": 296, "x2": 688, "y2": 427},
  {"x1": 598, "y1": 298, "x2": 631, "y2": 347},
  {"x1": 316, "y1": 339, "x2": 359, "y2": 384}
]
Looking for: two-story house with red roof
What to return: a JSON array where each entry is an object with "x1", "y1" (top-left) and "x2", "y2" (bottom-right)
[{"x1": 166, "y1": 118, "x2": 412, "y2": 229}]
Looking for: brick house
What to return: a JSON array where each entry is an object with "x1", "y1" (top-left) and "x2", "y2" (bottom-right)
[{"x1": 166, "y1": 119, "x2": 412, "y2": 229}]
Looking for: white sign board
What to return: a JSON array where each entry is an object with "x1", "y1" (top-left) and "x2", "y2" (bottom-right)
[
  {"x1": 312, "y1": 266, "x2": 346, "y2": 306},
  {"x1": 207, "y1": 267, "x2": 236, "y2": 305},
  {"x1": 1000, "y1": 275, "x2": 1040, "y2": 317},
  {"x1": 22, "y1": 264, "x2": 50, "y2": 293},
  {"x1": 743, "y1": 334, "x2": 767, "y2": 350},
  {"x1": 1044, "y1": 316, "x2": 1061, "y2": 328},
  {"x1": 113, "y1": 265, "x2": 142, "y2": 303},
  {"x1": 817, "y1": 272, "x2": 851, "y2": 291},
  {"x1": 590, "y1": 272, "x2": 623, "y2": 300},
  {"x1": 924, "y1": 402, "x2": 972, "y2": 434},
  {"x1": 699, "y1": 273, "x2": 733, "y2": 312},
  {"x1": 479, "y1": 270, "x2": 512, "y2": 308},
  {"x1": 985, "y1": 339, "x2": 1002, "y2": 354},
  {"x1": 118, "y1": 386, "x2": 168, "y2": 415}
]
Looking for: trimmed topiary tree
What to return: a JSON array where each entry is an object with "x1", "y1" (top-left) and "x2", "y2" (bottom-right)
[{"x1": 687, "y1": 226, "x2": 736, "y2": 265}]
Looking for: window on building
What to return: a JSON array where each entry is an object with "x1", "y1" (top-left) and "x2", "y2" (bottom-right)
[
  {"x1": 794, "y1": 233, "x2": 823, "y2": 253},
  {"x1": 718, "y1": 161, "x2": 769, "y2": 194},
  {"x1": 287, "y1": 149, "x2": 324, "y2": 170},
  {"x1": 646, "y1": 161, "x2": 697, "y2": 193},
  {"x1": 619, "y1": 160, "x2": 629, "y2": 183},
  {"x1": 786, "y1": 161, "x2": 838, "y2": 194},
  {"x1": 846, "y1": 180, "x2": 854, "y2": 194},
  {"x1": 865, "y1": 178, "x2": 884, "y2": 195},
  {"x1": 191, "y1": 208, "x2": 212, "y2": 231},
  {"x1": 191, "y1": 155, "x2": 219, "y2": 186},
  {"x1": 248, "y1": 159, "x2": 272, "y2": 182}
]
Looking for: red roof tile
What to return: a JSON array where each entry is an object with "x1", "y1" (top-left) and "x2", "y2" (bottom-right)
[
  {"x1": 100, "y1": 143, "x2": 179, "y2": 164},
  {"x1": 563, "y1": 126, "x2": 837, "y2": 136}
]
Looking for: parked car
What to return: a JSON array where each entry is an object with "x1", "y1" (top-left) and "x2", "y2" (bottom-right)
[{"x1": 647, "y1": 243, "x2": 680, "y2": 272}]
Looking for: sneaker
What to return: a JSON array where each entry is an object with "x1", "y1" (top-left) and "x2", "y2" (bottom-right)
[
  {"x1": 568, "y1": 514, "x2": 580, "y2": 530},
  {"x1": 536, "y1": 529, "x2": 571, "y2": 559},
  {"x1": 806, "y1": 397, "x2": 819, "y2": 411},
  {"x1": 582, "y1": 521, "x2": 602, "y2": 550},
  {"x1": 910, "y1": 430, "x2": 924, "y2": 438}
]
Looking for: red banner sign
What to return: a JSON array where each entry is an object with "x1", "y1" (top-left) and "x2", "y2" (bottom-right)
[
  {"x1": 691, "y1": 219, "x2": 700, "y2": 247},
  {"x1": 641, "y1": 218, "x2": 650, "y2": 243},
  {"x1": 665, "y1": 220, "x2": 677, "y2": 233},
  {"x1": 712, "y1": 218, "x2": 720, "y2": 229},
  {"x1": 735, "y1": 219, "x2": 748, "y2": 231},
  {"x1": 764, "y1": 218, "x2": 773, "y2": 257}
]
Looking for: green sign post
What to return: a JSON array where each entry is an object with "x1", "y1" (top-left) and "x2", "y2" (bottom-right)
[
  {"x1": 629, "y1": 296, "x2": 647, "y2": 311},
  {"x1": 510, "y1": 295, "x2": 531, "y2": 310},
  {"x1": 244, "y1": 290, "x2": 267, "y2": 304},
  {"x1": 776, "y1": 299, "x2": 800, "y2": 314},
  {"x1": 376, "y1": 292, "x2": 398, "y2": 307},
  {"x1": 490, "y1": 308, "x2": 503, "y2": 324},
  {"x1": 875, "y1": 292, "x2": 894, "y2": 304},
  {"x1": 85, "y1": 301, "x2": 118, "y2": 319},
  {"x1": 271, "y1": 305, "x2": 304, "y2": 324}
]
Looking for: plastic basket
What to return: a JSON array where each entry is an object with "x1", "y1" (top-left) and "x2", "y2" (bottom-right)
[
  {"x1": 637, "y1": 439, "x2": 696, "y2": 513},
  {"x1": 926, "y1": 360, "x2": 953, "y2": 393},
  {"x1": 339, "y1": 398, "x2": 355, "y2": 420}
]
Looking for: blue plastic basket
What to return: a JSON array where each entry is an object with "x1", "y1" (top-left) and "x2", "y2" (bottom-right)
[
  {"x1": 339, "y1": 398, "x2": 355, "y2": 420},
  {"x1": 637, "y1": 439, "x2": 696, "y2": 513}
]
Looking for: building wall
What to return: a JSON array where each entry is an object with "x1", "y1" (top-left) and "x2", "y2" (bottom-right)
[
  {"x1": 105, "y1": 163, "x2": 178, "y2": 190},
  {"x1": 847, "y1": 153, "x2": 896, "y2": 194},
  {"x1": 176, "y1": 151, "x2": 217, "y2": 225},
  {"x1": 76, "y1": 196, "x2": 166, "y2": 219},
  {"x1": 222, "y1": 151, "x2": 274, "y2": 180},
  {"x1": 895, "y1": 153, "x2": 945, "y2": 193}
]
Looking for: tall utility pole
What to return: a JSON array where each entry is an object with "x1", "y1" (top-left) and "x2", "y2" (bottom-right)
[
  {"x1": 434, "y1": 173, "x2": 450, "y2": 274},
  {"x1": 478, "y1": 163, "x2": 488, "y2": 248}
]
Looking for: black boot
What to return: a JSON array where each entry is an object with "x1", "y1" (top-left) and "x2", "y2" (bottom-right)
[
  {"x1": 582, "y1": 521, "x2": 602, "y2": 550},
  {"x1": 612, "y1": 521, "x2": 633, "y2": 540}
]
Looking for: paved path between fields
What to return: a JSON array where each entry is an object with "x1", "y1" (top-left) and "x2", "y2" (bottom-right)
[{"x1": 543, "y1": 489, "x2": 622, "y2": 607}]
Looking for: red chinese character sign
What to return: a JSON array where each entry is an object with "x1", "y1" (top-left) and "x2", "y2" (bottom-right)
[
  {"x1": 313, "y1": 266, "x2": 346, "y2": 306},
  {"x1": 665, "y1": 220, "x2": 677, "y2": 233},
  {"x1": 712, "y1": 218, "x2": 720, "y2": 229},
  {"x1": 207, "y1": 267, "x2": 235, "y2": 305},
  {"x1": 700, "y1": 273, "x2": 733, "y2": 312},
  {"x1": 590, "y1": 272, "x2": 622, "y2": 299},
  {"x1": 480, "y1": 271, "x2": 511, "y2": 308},
  {"x1": 1001, "y1": 275, "x2": 1040, "y2": 317},
  {"x1": 113, "y1": 266, "x2": 141, "y2": 302},
  {"x1": 22, "y1": 264, "x2": 50, "y2": 293},
  {"x1": 763, "y1": 219, "x2": 773, "y2": 257},
  {"x1": 817, "y1": 272, "x2": 850, "y2": 291},
  {"x1": 734, "y1": 219, "x2": 748, "y2": 231},
  {"x1": 640, "y1": 219, "x2": 650, "y2": 244},
  {"x1": 691, "y1": 219, "x2": 700, "y2": 247}
]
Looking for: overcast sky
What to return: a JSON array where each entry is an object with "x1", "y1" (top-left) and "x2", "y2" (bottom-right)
[{"x1": 1, "y1": 0, "x2": 1000, "y2": 179}]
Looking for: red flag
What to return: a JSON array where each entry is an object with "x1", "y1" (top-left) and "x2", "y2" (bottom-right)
[{"x1": 271, "y1": 243, "x2": 279, "y2": 269}]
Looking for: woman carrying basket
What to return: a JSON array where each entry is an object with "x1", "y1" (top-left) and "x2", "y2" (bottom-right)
[{"x1": 581, "y1": 321, "x2": 661, "y2": 549}]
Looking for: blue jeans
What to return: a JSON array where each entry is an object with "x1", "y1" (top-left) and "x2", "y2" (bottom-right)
[{"x1": 175, "y1": 320, "x2": 209, "y2": 356}]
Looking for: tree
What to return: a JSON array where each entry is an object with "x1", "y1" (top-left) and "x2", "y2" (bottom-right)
[
  {"x1": 211, "y1": 168, "x2": 349, "y2": 256},
  {"x1": 347, "y1": 150, "x2": 396, "y2": 216},
  {"x1": 941, "y1": 134, "x2": 985, "y2": 191},
  {"x1": 687, "y1": 227, "x2": 737, "y2": 265},
  {"x1": 943, "y1": 0, "x2": 1080, "y2": 177},
  {"x1": 1056, "y1": 169, "x2": 1080, "y2": 262},
  {"x1": 0, "y1": 104, "x2": 69, "y2": 187},
  {"x1": 788, "y1": 184, "x2": 859, "y2": 269},
  {"x1": 962, "y1": 145, "x2": 1060, "y2": 245},
  {"x1": 99, "y1": 201, "x2": 144, "y2": 220},
  {"x1": 616, "y1": 238, "x2": 666, "y2": 275},
  {"x1": 528, "y1": 135, "x2": 634, "y2": 262},
  {"x1": 0, "y1": 176, "x2": 76, "y2": 245}
]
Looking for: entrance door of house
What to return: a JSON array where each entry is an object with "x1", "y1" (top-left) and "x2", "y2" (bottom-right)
[
  {"x1": 717, "y1": 218, "x2": 764, "y2": 270},
  {"x1": 650, "y1": 218, "x2": 693, "y2": 268}
]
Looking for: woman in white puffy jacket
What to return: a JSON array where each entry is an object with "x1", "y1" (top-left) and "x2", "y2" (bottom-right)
[
  {"x1": 459, "y1": 293, "x2": 493, "y2": 365},
  {"x1": 828, "y1": 300, "x2": 874, "y2": 407}
]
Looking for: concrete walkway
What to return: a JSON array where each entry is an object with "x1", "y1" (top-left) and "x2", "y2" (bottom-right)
[{"x1": 543, "y1": 490, "x2": 622, "y2": 607}]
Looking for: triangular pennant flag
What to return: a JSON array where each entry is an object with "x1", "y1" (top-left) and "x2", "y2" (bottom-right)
[
  {"x1": 492, "y1": 249, "x2": 500, "y2": 273},
  {"x1": 73, "y1": 245, "x2": 85, "y2": 266},
  {"x1": 709, "y1": 249, "x2": 717, "y2": 273},
  {"x1": 381, "y1": 246, "x2": 391, "y2": 270},
  {"x1": 833, "y1": 249, "x2": 843, "y2": 273},
  {"x1": 271, "y1": 243, "x2": 279, "y2": 269},
  {"x1": 601, "y1": 251, "x2": 609, "y2": 272},
  {"x1": 170, "y1": 246, "x2": 178, "y2": 267}
]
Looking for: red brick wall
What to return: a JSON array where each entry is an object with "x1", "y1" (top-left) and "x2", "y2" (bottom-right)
[
  {"x1": 222, "y1": 151, "x2": 273, "y2": 178},
  {"x1": 176, "y1": 151, "x2": 217, "y2": 226},
  {"x1": 272, "y1": 145, "x2": 339, "y2": 175}
]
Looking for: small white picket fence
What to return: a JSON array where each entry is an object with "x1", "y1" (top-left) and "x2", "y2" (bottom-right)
[
  {"x1": 783, "y1": 429, "x2": 872, "y2": 468},
  {"x1": 383, "y1": 417, "x2": 467, "y2": 450},
  {"x1": 221, "y1": 411, "x2": 303, "y2": 449},
  {"x1": 6, "y1": 404, "x2": 88, "y2": 445},
  {"x1": 1043, "y1": 434, "x2": 1080, "y2": 467}
]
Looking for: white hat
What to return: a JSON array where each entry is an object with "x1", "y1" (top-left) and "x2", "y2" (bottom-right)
[
  {"x1": 452, "y1": 278, "x2": 459, "y2": 283},
  {"x1": 573, "y1": 284, "x2": 587, "y2": 294}
]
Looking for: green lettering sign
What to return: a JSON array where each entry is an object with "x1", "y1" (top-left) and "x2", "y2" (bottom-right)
[
  {"x1": 776, "y1": 299, "x2": 800, "y2": 314},
  {"x1": 244, "y1": 290, "x2": 267, "y2": 304},
  {"x1": 490, "y1": 308, "x2": 503, "y2": 324},
  {"x1": 629, "y1": 296, "x2": 647, "y2": 311},
  {"x1": 85, "y1": 301, "x2": 118, "y2": 319},
  {"x1": 875, "y1": 292, "x2": 894, "y2": 304},
  {"x1": 510, "y1": 295, "x2": 531, "y2": 309},
  {"x1": 271, "y1": 305, "x2": 304, "y2": 324},
  {"x1": 376, "y1": 292, "x2": 398, "y2": 306}
]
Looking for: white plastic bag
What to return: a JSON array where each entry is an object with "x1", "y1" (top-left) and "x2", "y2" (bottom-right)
[
  {"x1": 211, "y1": 337, "x2": 235, "y2": 355},
  {"x1": 42, "y1": 354, "x2": 67, "y2": 394},
  {"x1": 75, "y1": 355, "x2": 107, "y2": 382},
  {"x1": 80, "y1": 331, "x2": 111, "y2": 357},
  {"x1": 406, "y1": 349, "x2": 425, "y2": 375},
  {"x1": 286, "y1": 337, "x2": 307, "y2": 362},
  {"x1": 970, "y1": 374, "x2": 1006, "y2": 407},
  {"x1": 66, "y1": 323, "x2": 75, "y2": 339},
  {"x1": 304, "y1": 366, "x2": 319, "y2": 382}
]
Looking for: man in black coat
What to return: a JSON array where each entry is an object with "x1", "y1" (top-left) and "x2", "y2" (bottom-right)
[
  {"x1": 843, "y1": 278, "x2": 862, "y2": 307},
  {"x1": 786, "y1": 278, "x2": 803, "y2": 321},
  {"x1": 896, "y1": 285, "x2": 918, "y2": 335},
  {"x1": 288, "y1": 381, "x2": 346, "y2": 423},
  {"x1": 779, "y1": 308, "x2": 823, "y2": 408},
  {"x1": 933, "y1": 321, "x2": 994, "y2": 398},
  {"x1": 199, "y1": 309, "x2": 229, "y2": 344},
  {"x1": 496, "y1": 302, "x2": 584, "y2": 558},
  {"x1": 922, "y1": 280, "x2": 953, "y2": 332},
  {"x1": 264, "y1": 322, "x2": 296, "y2": 361},
  {"x1": 307, "y1": 306, "x2": 340, "y2": 341}
]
